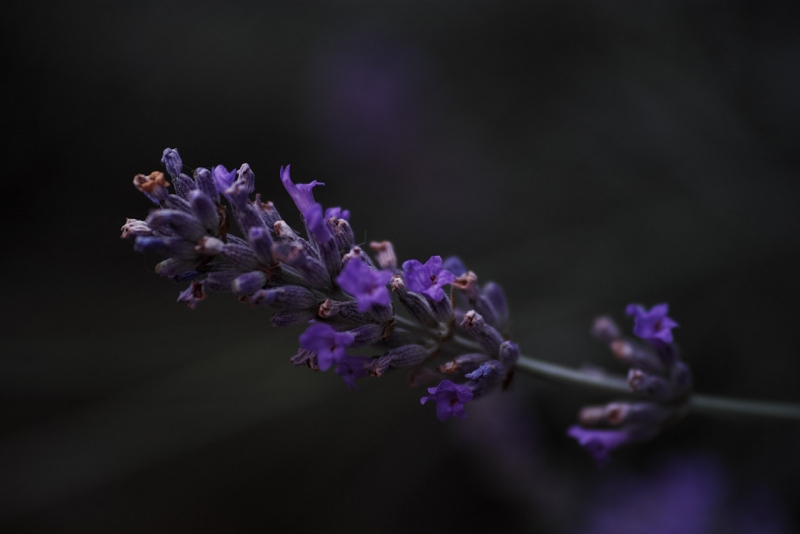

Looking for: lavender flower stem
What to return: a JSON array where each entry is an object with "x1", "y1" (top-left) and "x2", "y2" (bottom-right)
[
  {"x1": 688, "y1": 393, "x2": 800, "y2": 421},
  {"x1": 514, "y1": 355, "x2": 800, "y2": 421}
]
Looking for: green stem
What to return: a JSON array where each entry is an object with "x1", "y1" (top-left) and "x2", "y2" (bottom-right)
[{"x1": 515, "y1": 355, "x2": 800, "y2": 421}]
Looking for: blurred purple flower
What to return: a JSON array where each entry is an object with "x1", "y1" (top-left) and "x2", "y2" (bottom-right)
[
  {"x1": 626, "y1": 303, "x2": 678, "y2": 343},
  {"x1": 420, "y1": 379, "x2": 473, "y2": 421},
  {"x1": 577, "y1": 455, "x2": 793, "y2": 534},
  {"x1": 336, "y1": 355, "x2": 369, "y2": 390},
  {"x1": 299, "y1": 323, "x2": 354, "y2": 371},
  {"x1": 567, "y1": 426, "x2": 631, "y2": 465}
]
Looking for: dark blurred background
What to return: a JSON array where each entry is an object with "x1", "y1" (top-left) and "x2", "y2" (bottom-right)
[{"x1": 2, "y1": 1, "x2": 800, "y2": 532}]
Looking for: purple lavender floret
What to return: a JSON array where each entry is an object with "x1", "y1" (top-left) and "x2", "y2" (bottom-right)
[
  {"x1": 626, "y1": 303, "x2": 679, "y2": 344},
  {"x1": 280, "y1": 165, "x2": 324, "y2": 215},
  {"x1": 336, "y1": 258, "x2": 393, "y2": 312},
  {"x1": 420, "y1": 380, "x2": 474, "y2": 421},
  {"x1": 336, "y1": 355, "x2": 369, "y2": 390},
  {"x1": 212, "y1": 165, "x2": 237, "y2": 195},
  {"x1": 567, "y1": 426, "x2": 631, "y2": 465},
  {"x1": 325, "y1": 206, "x2": 350, "y2": 221},
  {"x1": 304, "y1": 203, "x2": 333, "y2": 243},
  {"x1": 402, "y1": 256, "x2": 456, "y2": 302},
  {"x1": 299, "y1": 323, "x2": 355, "y2": 371}
]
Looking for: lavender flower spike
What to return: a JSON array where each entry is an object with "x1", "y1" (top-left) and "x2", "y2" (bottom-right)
[
  {"x1": 280, "y1": 165, "x2": 324, "y2": 215},
  {"x1": 299, "y1": 323, "x2": 355, "y2": 371},
  {"x1": 402, "y1": 256, "x2": 456, "y2": 302},
  {"x1": 626, "y1": 303, "x2": 679, "y2": 344},
  {"x1": 420, "y1": 380, "x2": 474, "y2": 421},
  {"x1": 336, "y1": 258, "x2": 393, "y2": 313}
]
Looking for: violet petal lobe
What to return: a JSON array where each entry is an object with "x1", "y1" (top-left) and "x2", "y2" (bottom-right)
[{"x1": 280, "y1": 165, "x2": 324, "y2": 215}]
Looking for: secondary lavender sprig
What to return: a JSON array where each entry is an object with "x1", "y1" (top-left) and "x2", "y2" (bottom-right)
[
  {"x1": 568, "y1": 304, "x2": 691, "y2": 464},
  {"x1": 123, "y1": 149, "x2": 800, "y2": 460}
]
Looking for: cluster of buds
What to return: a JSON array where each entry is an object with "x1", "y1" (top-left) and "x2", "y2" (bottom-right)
[
  {"x1": 123, "y1": 149, "x2": 520, "y2": 420},
  {"x1": 569, "y1": 304, "x2": 692, "y2": 463}
]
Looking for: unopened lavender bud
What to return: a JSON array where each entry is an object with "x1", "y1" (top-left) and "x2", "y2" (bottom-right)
[
  {"x1": 177, "y1": 280, "x2": 206, "y2": 309},
  {"x1": 237, "y1": 163, "x2": 256, "y2": 195},
  {"x1": 165, "y1": 194, "x2": 193, "y2": 213},
  {"x1": 203, "y1": 271, "x2": 238, "y2": 292},
  {"x1": 343, "y1": 246, "x2": 376, "y2": 268},
  {"x1": 611, "y1": 339, "x2": 664, "y2": 375},
  {"x1": 225, "y1": 178, "x2": 251, "y2": 211},
  {"x1": 348, "y1": 323, "x2": 385, "y2": 347},
  {"x1": 161, "y1": 148, "x2": 183, "y2": 178},
  {"x1": 274, "y1": 220, "x2": 301, "y2": 243},
  {"x1": 465, "y1": 360, "x2": 506, "y2": 398},
  {"x1": 318, "y1": 299, "x2": 375, "y2": 324},
  {"x1": 391, "y1": 275, "x2": 439, "y2": 327},
  {"x1": 155, "y1": 258, "x2": 197, "y2": 278},
  {"x1": 628, "y1": 369, "x2": 671, "y2": 400},
  {"x1": 365, "y1": 356, "x2": 392, "y2": 377},
  {"x1": 429, "y1": 296, "x2": 454, "y2": 324},
  {"x1": 133, "y1": 236, "x2": 169, "y2": 255},
  {"x1": 453, "y1": 271, "x2": 480, "y2": 300},
  {"x1": 120, "y1": 218, "x2": 152, "y2": 239},
  {"x1": 187, "y1": 189, "x2": 219, "y2": 233},
  {"x1": 367, "y1": 344, "x2": 430, "y2": 377},
  {"x1": 133, "y1": 171, "x2": 170, "y2": 204},
  {"x1": 271, "y1": 309, "x2": 317, "y2": 327},
  {"x1": 591, "y1": 316, "x2": 622, "y2": 343},
  {"x1": 221, "y1": 243, "x2": 261, "y2": 271},
  {"x1": 193, "y1": 167, "x2": 218, "y2": 203},
  {"x1": 438, "y1": 353, "x2": 489, "y2": 374},
  {"x1": 145, "y1": 209, "x2": 206, "y2": 241},
  {"x1": 386, "y1": 344, "x2": 430, "y2": 367},
  {"x1": 194, "y1": 236, "x2": 224, "y2": 255},
  {"x1": 290, "y1": 348, "x2": 319, "y2": 370},
  {"x1": 498, "y1": 341, "x2": 520, "y2": 367},
  {"x1": 248, "y1": 227, "x2": 274, "y2": 265},
  {"x1": 272, "y1": 243, "x2": 330, "y2": 288},
  {"x1": 465, "y1": 360, "x2": 505, "y2": 382},
  {"x1": 262, "y1": 285, "x2": 317, "y2": 309},
  {"x1": 232, "y1": 271, "x2": 267, "y2": 295},
  {"x1": 332, "y1": 218, "x2": 355, "y2": 252},
  {"x1": 172, "y1": 174, "x2": 196, "y2": 199},
  {"x1": 254, "y1": 194, "x2": 281, "y2": 227},
  {"x1": 370, "y1": 241, "x2": 397, "y2": 270},
  {"x1": 461, "y1": 310, "x2": 504, "y2": 356}
]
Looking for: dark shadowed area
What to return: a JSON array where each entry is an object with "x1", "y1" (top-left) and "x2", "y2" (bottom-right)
[{"x1": 2, "y1": 1, "x2": 799, "y2": 532}]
